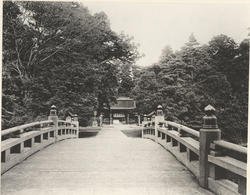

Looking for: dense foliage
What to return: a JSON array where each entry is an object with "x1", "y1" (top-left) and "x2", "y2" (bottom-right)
[
  {"x1": 132, "y1": 34, "x2": 249, "y2": 144},
  {"x1": 2, "y1": 1, "x2": 139, "y2": 128},
  {"x1": 2, "y1": 2, "x2": 248, "y2": 144}
]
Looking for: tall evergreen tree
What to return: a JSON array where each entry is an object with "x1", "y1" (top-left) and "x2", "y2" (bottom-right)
[{"x1": 2, "y1": 1, "x2": 139, "y2": 128}]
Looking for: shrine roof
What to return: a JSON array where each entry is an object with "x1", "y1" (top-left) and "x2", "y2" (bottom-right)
[
  {"x1": 105, "y1": 97, "x2": 136, "y2": 110},
  {"x1": 110, "y1": 106, "x2": 136, "y2": 110}
]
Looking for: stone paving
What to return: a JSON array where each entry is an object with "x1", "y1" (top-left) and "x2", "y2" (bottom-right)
[{"x1": 1, "y1": 125, "x2": 213, "y2": 195}]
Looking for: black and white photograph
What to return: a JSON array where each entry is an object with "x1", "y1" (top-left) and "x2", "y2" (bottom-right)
[{"x1": 1, "y1": 0, "x2": 249, "y2": 194}]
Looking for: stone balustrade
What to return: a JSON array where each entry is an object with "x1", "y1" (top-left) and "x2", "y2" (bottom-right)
[
  {"x1": 1, "y1": 106, "x2": 79, "y2": 174},
  {"x1": 142, "y1": 105, "x2": 247, "y2": 195}
]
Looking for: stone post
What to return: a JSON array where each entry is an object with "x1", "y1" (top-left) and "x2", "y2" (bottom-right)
[
  {"x1": 92, "y1": 110, "x2": 98, "y2": 127},
  {"x1": 151, "y1": 114, "x2": 155, "y2": 136},
  {"x1": 142, "y1": 114, "x2": 147, "y2": 137},
  {"x1": 99, "y1": 113, "x2": 103, "y2": 127},
  {"x1": 155, "y1": 105, "x2": 165, "y2": 142},
  {"x1": 48, "y1": 105, "x2": 58, "y2": 143},
  {"x1": 199, "y1": 105, "x2": 221, "y2": 188},
  {"x1": 127, "y1": 113, "x2": 130, "y2": 124},
  {"x1": 66, "y1": 114, "x2": 71, "y2": 135},
  {"x1": 110, "y1": 112, "x2": 113, "y2": 125},
  {"x1": 72, "y1": 114, "x2": 79, "y2": 137}
]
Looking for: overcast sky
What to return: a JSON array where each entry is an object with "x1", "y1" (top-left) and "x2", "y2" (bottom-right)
[{"x1": 83, "y1": 1, "x2": 250, "y2": 67}]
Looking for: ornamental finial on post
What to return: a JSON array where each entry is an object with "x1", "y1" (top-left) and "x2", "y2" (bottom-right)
[
  {"x1": 72, "y1": 114, "x2": 78, "y2": 121},
  {"x1": 156, "y1": 105, "x2": 163, "y2": 116},
  {"x1": 202, "y1": 105, "x2": 218, "y2": 129},
  {"x1": 49, "y1": 105, "x2": 57, "y2": 116},
  {"x1": 155, "y1": 105, "x2": 165, "y2": 127}
]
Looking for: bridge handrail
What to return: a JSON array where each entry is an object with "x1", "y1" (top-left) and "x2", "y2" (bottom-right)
[
  {"x1": 167, "y1": 121, "x2": 200, "y2": 138},
  {"x1": 58, "y1": 120, "x2": 71, "y2": 125},
  {"x1": 213, "y1": 140, "x2": 247, "y2": 155},
  {"x1": 58, "y1": 125, "x2": 77, "y2": 130},
  {"x1": 79, "y1": 126, "x2": 100, "y2": 130},
  {"x1": 1, "y1": 121, "x2": 78, "y2": 174},
  {"x1": 142, "y1": 104, "x2": 247, "y2": 195},
  {"x1": 58, "y1": 120, "x2": 77, "y2": 127},
  {"x1": 1, "y1": 120, "x2": 53, "y2": 136},
  {"x1": 1, "y1": 106, "x2": 80, "y2": 175},
  {"x1": 1, "y1": 127, "x2": 53, "y2": 152}
]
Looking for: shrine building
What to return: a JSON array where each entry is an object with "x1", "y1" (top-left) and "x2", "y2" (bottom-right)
[{"x1": 104, "y1": 97, "x2": 136, "y2": 124}]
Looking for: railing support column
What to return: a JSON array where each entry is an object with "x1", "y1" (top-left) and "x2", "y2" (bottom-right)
[
  {"x1": 155, "y1": 105, "x2": 164, "y2": 142},
  {"x1": 199, "y1": 105, "x2": 221, "y2": 188},
  {"x1": 5, "y1": 149, "x2": 11, "y2": 162},
  {"x1": 48, "y1": 105, "x2": 58, "y2": 143},
  {"x1": 208, "y1": 143, "x2": 224, "y2": 180},
  {"x1": 72, "y1": 114, "x2": 79, "y2": 138},
  {"x1": 142, "y1": 114, "x2": 147, "y2": 138},
  {"x1": 187, "y1": 148, "x2": 192, "y2": 162},
  {"x1": 238, "y1": 176, "x2": 246, "y2": 195}
]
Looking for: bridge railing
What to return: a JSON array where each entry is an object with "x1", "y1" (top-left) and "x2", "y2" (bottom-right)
[
  {"x1": 1, "y1": 120, "x2": 54, "y2": 139},
  {"x1": 142, "y1": 105, "x2": 247, "y2": 195},
  {"x1": 167, "y1": 121, "x2": 200, "y2": 138},
  {"x1": 208, "y1": 140, "x2": 247, "y2": 195},
  {"x1": 1, "y1": 106, "x2": 79, "y2": 174},
  {"x1": 57, "y1": 120, "x2": 78, "y2": 141}
]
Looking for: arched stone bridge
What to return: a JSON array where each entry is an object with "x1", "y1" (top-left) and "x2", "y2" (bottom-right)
[{"x1": 1, "y1": 106, "x2": 247, "y2": 195}]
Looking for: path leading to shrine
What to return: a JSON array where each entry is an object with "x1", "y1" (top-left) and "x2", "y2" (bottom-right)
[{"x1": 1, "y1": 125, "x2": 213, "y2": 195}]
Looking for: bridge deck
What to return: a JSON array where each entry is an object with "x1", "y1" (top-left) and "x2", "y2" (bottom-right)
[{"x1": 1, "y1": 125, "x2": 213, "y2": 195}]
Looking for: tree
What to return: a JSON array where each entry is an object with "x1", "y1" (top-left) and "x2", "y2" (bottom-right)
[
  {"x1": 208, "y1": 34, "x2": 238, "y2": 75},
  {"x1": 117, "y1": 63, "x2": 135, "y2": 96},
  {"x1": 185, "y1": 33, "x2": 199, "y2": 47},
  {"x1": 229, "y1": 39, "x2": 249, "y2": 92},
  {"x1": 159, "y1": 45, "x2": 175, "y2": 64},
  {"x1": 2, "y1": 1, "x2": 139, "y2": 128},
  {"x1": 131, "y1": 34, "x2": 248, "y2": 143}
]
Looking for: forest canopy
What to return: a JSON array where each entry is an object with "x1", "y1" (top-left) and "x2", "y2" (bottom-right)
[
  {"x1": 131, "y1": 34, "x2": 249, "y2": 144},
  {"x1": 2, "y1": 2, "x2": 249, "y2": 144},
  {"x1": 2, "y1": 1, "x2": 139, "y2": 128}
]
